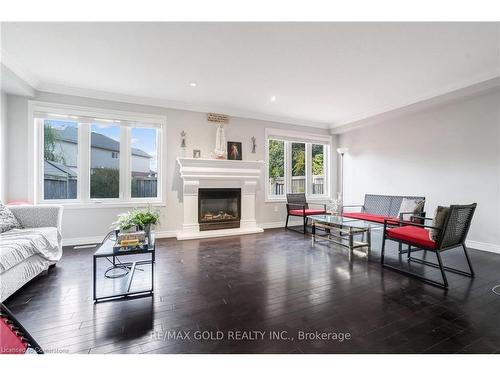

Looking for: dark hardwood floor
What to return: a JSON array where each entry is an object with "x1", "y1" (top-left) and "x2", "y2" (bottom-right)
[{"x1": 4, "y1": 227, "x2": 500, "y2": 354}]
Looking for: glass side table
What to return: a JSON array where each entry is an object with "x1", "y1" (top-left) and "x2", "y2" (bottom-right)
[{"x1": 93, "y1": 233, "x2": 155, "y2": 303}]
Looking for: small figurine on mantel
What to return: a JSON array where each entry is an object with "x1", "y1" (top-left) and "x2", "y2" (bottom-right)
[
  {"x1": 251, "y1": 136, "x2": 256, "y2": 154},
  {"x1": 180, "y1": 131, "x2": 186, "y2": 148},
  {"x1": 180, "y1": 131, "x2": 187, "y2": 157}
]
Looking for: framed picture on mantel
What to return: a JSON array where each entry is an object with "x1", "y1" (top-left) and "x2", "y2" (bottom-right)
[{"x1": 227, "y1": 141, "x2": 242, "y2": 160}]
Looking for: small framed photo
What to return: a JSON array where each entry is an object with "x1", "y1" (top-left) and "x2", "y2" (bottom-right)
[
  {"x1": 227, "y1": 142, "x2": 242, "y2": 160},
  {"x1": 193, "y1": 149, "x2": 201, "y2": 158}
]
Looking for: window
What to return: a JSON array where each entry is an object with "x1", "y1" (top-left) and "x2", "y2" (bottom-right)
[
  {"x1": 35, "y1": 105, "x2": 164, "y2": 205},
  {"x1": 311, "y1": 144, "x2": 325, "y2": 195},
  {"x1": 265, "y1": 129, "x2": 330, "y2": 200},
  {"x1": 42, "y1": 119, "x2": 78, "y2": 200},
  {"x1": 268, "y1": 139, "x2": 285, "y2": 197},
  {"x1": 131, "y1": 127, "x2": 158, "y2": 198},
  {"x1": 90, "y1": 123, "x2": 121, "y2": 199},
  {"x1": 291, "y1": 142, "x2": 305, "y2": 193}
]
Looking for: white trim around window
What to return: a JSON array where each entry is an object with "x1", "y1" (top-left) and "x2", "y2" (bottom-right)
[
  {"x1": 30, "y1": 101, "x2": 167, "y2": 207},
  {"x1": 265, "y1": 128, "x2": 332, "y2": 202}
]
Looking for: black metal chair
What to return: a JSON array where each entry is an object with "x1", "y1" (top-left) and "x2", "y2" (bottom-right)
[
  {"x1": 381, "y1": 203, "x2": 477, "y2": 289},
  {"x1": 285, "y1": 193, "x2": 327, "y2": 234}
]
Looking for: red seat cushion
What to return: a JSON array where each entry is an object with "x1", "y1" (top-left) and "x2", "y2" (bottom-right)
[
  {"x1": 0, "y1": 318, "x2": 28, "y2": 354},
  {"x1": 386, "y1": 225, "x2": 437, "y2": 249},
  {"x1": 289, "y1": 209, "x2": 326, "y2": 216},
  {"x1": 342, "y1": 212, "x2": 399, "y2": 224}
]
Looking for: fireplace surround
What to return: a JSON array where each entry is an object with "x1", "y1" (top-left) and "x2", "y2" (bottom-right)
[{"x1": 176, "y1": 157, "x2": 264, "y2": 240}]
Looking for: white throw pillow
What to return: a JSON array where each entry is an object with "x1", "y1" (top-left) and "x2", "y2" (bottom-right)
[
  {"x1": 0, "y1": 202, "x2": 22, "y2": 233},
  {"x1": 398, "y1": 198, "x2": 425, "y2": 221}
]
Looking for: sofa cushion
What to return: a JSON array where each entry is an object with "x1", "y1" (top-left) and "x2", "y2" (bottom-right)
[
  {"x1": 289, "y1": 209, "x2": 326, "y2": 216},
  {"x1": 387, "y1": 225, "x2": 437, "y2": 249},
  {"x1": 343, "y1": 212, "x2": 398, "y2": 224},
  {"x1": 0, "y1": 202, "x2": 21, "y2": 234}
]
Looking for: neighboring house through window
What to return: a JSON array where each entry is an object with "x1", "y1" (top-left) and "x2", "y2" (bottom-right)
[{"x1": 35, "y1": 104, "x2": 164, "y2": 204}]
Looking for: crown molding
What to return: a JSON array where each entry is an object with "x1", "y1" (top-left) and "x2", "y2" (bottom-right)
[
  {"x1": 0, "y1": 63, "x2": 36, "y2": 97},
  {"x1": 330, "y1": 75, "x2": 500, "y2": 134}
]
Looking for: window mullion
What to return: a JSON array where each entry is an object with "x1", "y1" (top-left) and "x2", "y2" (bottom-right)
[
  {"x1": 120, "y1": 126, "x2": 131, "y2": 201},
  {"x1": 79, "y1": 122, "x2": 90, "y2": 203},
  {"x1": 285, "y1": 141, "x2": 291, "y2": 194},
  {"x1": 307, "y1": 143, "x2": 311, "y2": 197}
]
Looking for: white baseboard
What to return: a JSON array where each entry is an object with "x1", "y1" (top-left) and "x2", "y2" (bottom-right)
[{"x1": 466, "y1": 240, "x2": 500, "y2": 254}]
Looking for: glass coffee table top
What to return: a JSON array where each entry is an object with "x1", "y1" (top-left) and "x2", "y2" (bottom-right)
[{"x1": 307, "y1": 214, "x2": 383, "y2": 229}]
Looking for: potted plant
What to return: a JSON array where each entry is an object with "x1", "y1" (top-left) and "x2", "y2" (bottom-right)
[
  {"x1": 131, "y1": 206, "x2": 160, "y2": 245},
  {"x1": 112, "y1": 212, "x2": 137, "y2": 233}
]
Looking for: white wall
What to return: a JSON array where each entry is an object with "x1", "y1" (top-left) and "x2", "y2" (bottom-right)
[
  {"x1": 4, "y1": 90, "x2": 335, "y2": 243},
  {"x1": 338, "y1": 88, "x2": 500, "y2": 252},
  {"x1": 0, "y1": 92, "x2": 7, "y2": 202}
]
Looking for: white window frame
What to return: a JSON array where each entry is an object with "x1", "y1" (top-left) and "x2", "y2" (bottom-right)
[
  {"x1": 265, "y1": 128, "x2": 331, "y2": 202},
  {"x1": 32, "y1": 102, "x2": 166, "y2": 208}
]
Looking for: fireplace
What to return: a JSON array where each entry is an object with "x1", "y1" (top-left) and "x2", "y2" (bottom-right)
[{"x1": 198, "y1": 188, "x2": 241, "y2": 231}]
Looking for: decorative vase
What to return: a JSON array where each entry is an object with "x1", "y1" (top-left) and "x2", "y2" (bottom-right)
[{"x1": 144, "y1": 224, "x2": 152, "y2": 245}]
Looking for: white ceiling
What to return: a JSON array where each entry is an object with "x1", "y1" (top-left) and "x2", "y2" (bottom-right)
[{"x1": 2, "y1": 22, "x2": 499, "y2": 128}]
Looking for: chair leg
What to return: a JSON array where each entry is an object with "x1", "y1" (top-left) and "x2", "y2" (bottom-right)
[
  {"x1": 407, "y1": 244, "x2": 412, "y2": 260},
  {"x1": 303, "y1": 217, "x2": 308, "y2": 234},
  {"x1": 435, "y1": 251, "x2": 449, "y2": 289},
  {"x1": 462, "y1": 244, "x2": 475, "y2": 277},
  {"x1": 285, "y1": 214, "x2": 289, "y2": 229},
  {"x1": 380, "y1": 235, "x2": 386, "y2": 265}
]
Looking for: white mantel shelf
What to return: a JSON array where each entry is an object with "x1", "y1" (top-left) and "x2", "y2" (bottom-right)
[
  {"x1": 176, "y1": 157, "x2": 264, "y2": 180},
  {"x1": 176, "y1": 157, "x2": 264, "y2": 240}
]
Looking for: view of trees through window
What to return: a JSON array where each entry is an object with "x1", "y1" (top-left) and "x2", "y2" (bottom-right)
[
  {"x1": 291, "y1": 143, "x2": 305, "y2": 193},
  {"x1": 267, "y1": 139, "x2": 327, "y2": 197},
  {"x1": 268, "y1": 139, "x2": 285, "y2": 196},
  {"x1": 43, "y1": 120, "x2": 78, "y2": 200},
  {"x1": 311, "y1": 144, "x2": 325, "y2": 194}
]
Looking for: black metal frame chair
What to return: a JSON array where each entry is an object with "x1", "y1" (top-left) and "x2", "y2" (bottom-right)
[
  {"x1": 381, "y1": 203, "x2": 477, "y2": 289},
  {"x1": 285, "y1": 193, "x2": 326, "y2": 234},
  {"x1": 0, "y1": 302, "x2": 43, "y2": 354}
]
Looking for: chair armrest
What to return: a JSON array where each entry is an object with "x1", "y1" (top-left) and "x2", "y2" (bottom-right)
[
  {"x1": 8, "y1": 205, "x2": 63, "y2": 232},
  {"x1": 308, "y1": 202, "x2": 327, "y2": 210},
  {"x1": 383, "y1": 218, "x2": 441, "y2": 231},
  {"x1": 342, "y1": 204, "x2": 364, "y2": 214}
]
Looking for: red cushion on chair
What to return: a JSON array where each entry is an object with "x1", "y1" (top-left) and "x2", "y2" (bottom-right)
[
  {"x1": 342, "y1": 212, "x2": 399, "y2": 224},
  {"x1": 386, "y1": 225, "x2": 437, "y2": 249},
  {"x1": 289, "y1": 209, "x2": 326, "y2": 216},
  {"x1": 0, "y1": 318, "x2": 28, "y2": 354}
]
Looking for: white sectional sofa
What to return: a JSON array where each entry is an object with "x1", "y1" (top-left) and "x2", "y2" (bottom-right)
[{"x1": 0, "y1": 205, "x2": 63, "y2": 302}]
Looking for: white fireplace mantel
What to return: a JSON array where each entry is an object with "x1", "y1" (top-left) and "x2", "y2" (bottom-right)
[{"x1": 176, "y1": 157, "x2": 264, "y2": 240}]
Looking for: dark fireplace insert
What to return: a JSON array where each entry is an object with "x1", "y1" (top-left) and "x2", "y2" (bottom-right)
[{"x1": 198, "y1": 188, "x2": 241, "y2": 231}]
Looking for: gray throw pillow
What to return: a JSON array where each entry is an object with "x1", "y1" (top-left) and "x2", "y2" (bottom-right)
[
  {"x1": 0, "y1": 202, "x2": 22, "y2": 233},
  {"x1": 398, "y1": 198, "x2": 425, "y2": 221},
  {"x1": 429, "y1": 206, "x2": 450, "y2": 242}
]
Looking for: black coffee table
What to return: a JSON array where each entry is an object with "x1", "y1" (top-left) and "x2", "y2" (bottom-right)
[{"x1": 93, "y1": 233, "x2": 155, "y2": 302}]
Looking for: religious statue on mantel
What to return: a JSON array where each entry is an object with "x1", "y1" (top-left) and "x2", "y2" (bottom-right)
[{"x1": 214, "y1": 124, "x2": 227, "y2": 159}]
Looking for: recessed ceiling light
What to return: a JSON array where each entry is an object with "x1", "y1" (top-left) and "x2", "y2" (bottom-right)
[
  {"x1": 270, "y1": 95, "x2": 277, "y2": 102},
  {"x1": 189, "y1": 82, "x2": 197, "y2": 87}
]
